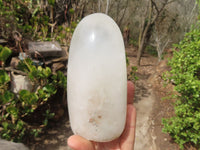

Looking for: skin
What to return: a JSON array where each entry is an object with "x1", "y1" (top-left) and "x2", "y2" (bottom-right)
[{"x1": 68, "y1": 81, "x2": 137, "y2": 150}]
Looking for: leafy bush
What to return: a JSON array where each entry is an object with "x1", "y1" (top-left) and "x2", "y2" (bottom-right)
[
  {"x1": 0, "y1": 0, "x2": 78, "y2": 44},
  {"x1": 0, "y1": 55, "x2": 67, "y2": 142},
  {"x1": 162, "y1": 24, "x2": 200, "y2": 149}
]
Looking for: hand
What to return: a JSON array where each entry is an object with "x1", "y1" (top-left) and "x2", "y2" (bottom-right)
[{"x1": 68, "y1": 81, "x2": 136, "y2": 150}]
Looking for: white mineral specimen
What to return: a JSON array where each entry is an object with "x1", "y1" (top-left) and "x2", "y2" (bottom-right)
[{"x1": 67, "y1": 13, "x2": 127, "y2": 142}]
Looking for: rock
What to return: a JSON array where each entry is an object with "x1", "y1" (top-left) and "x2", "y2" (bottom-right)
[
  {"x1": 18, "y1": 52, "x2": 29, "y2": 60},
  {"x1": 28, "y1": 41, "x2": 62, "y2": 57},
  {"x1": 0, "y1": 139, "x2": 29, "y2": 150},
  {"x1": 57, "y1": 135, "x2": 65, "y2": 139},
  {"x1": 44, "y1": 139, "x2": 49, "y2": 145},
  {"x1": 10, "y1": 57, "x2": 20, "y2": 69},
  {"x1": 10, "y1": 73, "x2": 33, "y2": 94},
  {"x1": 44, "y1": 139, "x2": 57, "y2": 145},
  {"x1": 48, "y1": 130, "x2": 58, "y2": 134},
  {"x1": 65, "y1": 121, "x2": 70, "y2": 128},
  {"x1": 34, "y1": 137, "x2": 42, "y2": 141},
  {"x1": 0, "y1": 39, "x2": 7, "y2": 45},
  {"x1": 67, "y1": 13, "x2": 127, "y2": 142}
]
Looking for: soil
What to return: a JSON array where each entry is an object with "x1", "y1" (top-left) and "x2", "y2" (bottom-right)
[
  {"x1": 26, "y1": 47, "x2": 183, "y2": 150},
  {"x1": 126, "y1": 47, "x2": 179, "y2": 150}
]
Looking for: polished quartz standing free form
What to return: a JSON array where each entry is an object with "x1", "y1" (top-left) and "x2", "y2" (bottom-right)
[{"x1": 67, "y1": 13, "x2": 127, "y2": 142}]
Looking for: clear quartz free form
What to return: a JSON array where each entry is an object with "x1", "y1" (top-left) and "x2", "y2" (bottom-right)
[{"x1": 67, "y1": 13, "x2": 127, "y2": 142}]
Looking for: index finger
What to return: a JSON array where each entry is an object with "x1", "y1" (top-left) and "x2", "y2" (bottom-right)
[{"x1": 127, "y1": 81, "x2": 134, "y2": 104}]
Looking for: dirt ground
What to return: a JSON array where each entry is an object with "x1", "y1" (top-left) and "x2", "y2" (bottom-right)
[
  {"x1": 126, "y1": 47, "x2": 179, "y2": 150},
  {"x1": 27, "y1": 47, "x2": 181, "y2": 150}
]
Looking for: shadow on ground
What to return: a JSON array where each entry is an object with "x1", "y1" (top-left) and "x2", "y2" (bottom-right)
[
  {"x1": 134, "y1": 73, "x2": 151, "y2": 103},
  {"x1": 28, "y1": 112, "x2": 73, "y2": 150}
]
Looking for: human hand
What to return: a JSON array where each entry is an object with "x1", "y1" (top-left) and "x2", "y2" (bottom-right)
[{"x1": 68, "y1": 81, "x2": 136, "y2": 150}]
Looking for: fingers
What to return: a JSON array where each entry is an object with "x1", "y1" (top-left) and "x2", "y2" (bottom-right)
[
  {"x1": 127, "y1": 81, "x2": 135, "y2": 104},
  {"x1": 68, "y1": 135, "x2": 94, "y2": 150},
  {"x1": 120, "y1": 104, "x2": 137, "y2": 150}
]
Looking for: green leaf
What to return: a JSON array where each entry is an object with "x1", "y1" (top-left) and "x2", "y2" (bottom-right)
[
  {"x1": 48, "y1": 0, "x2": 55, "y2": 6},
  {"x1": 6, "y1": 106, "x2": 18, "y2": 120},
  {"x1": 69, "y1": 8, "x2": 75, "y2": 14},
  {"x1": 0, "y1": 70, "x2": 10, "y2": 85},
  {"x1": 2, "y1": 122, "x2": 9, "y2": 130},
  {"x1": 43, "y1": 67, "x2": 51, "y2": 77},
  {"x1": 16, "y1": 120, "x2": 24, "y2": 130},
  {"x1": 0, "y1": 91, "x2": 14, "y2": 104},
  {"x1": 19, "y1": 90, "x2": 38, "y2": 104},
  {"x1": 43, "y1": 84, "x2": 56, "y2": 95},
  {"x1": 32, "y1": 6, "x2": 39, "y2": 17},
  {"x1": 0, "y1": 46, "x2": 12, "y2": 62}
]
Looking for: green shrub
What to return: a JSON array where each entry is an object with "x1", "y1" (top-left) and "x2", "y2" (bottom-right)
[
  {"x1": 0, "y1": 0, "x2": 78, "y2": 44},
  {"x1": 0, "y1": 56, "x2": 67, "y2": 142},
  {"x1": 162, "y1": 23, "x2": 200, "y2": 149}
]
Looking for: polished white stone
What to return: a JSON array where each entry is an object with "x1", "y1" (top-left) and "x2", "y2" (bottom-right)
[{"x1": 67, "y1": 13, "x2": 127, "y2": 142}]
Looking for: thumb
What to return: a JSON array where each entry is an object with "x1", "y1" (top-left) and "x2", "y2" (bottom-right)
[{"x1": 68, "y1": 135, "x2": 95, "y2": 150}]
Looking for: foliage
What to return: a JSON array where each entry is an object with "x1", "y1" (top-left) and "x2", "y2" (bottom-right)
[
  {"x1": 0, "y1": 56, "x2": 67, "y2": 142},
  {"x1": 129, "y1": 38, "x2": 138, "y2": 47},
  {"x1": 126, "y1": 52, "x2": 129, "y2": 66},
  {"x1": 162, "y1": 23, "x2": 200, "y2": 149},
  {"x1": 126, "y1": 53, "x2": 138, "y2": 82},
  {"x1": 0, "y1": 0, "x2": 71, "y2": 142},
  {"x1": 0, "y1": 0, "x2": 78, "y2": 45},
  {"x1": 145, "y1": 45, "x2": 157, "y2": 57},
  {"x1": 0, "y1": 46, "x2": 12, "y2": 62},
  {"x1": 0, "y1": 45, "x2": 12, "y2": 67},
  {"x1": 128, "y1": 66, "x2": 139, "y2": 82}
]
